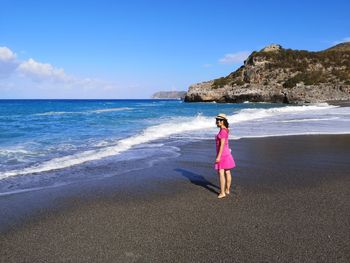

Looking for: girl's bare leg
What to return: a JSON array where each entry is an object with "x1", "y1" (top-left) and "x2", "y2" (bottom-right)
[
  {"x1": 225, "y1": 170, "x2": 232, "y2": 194},
  {"x1": 218, "y1": 169, "x2": 226, "y2": 198}
]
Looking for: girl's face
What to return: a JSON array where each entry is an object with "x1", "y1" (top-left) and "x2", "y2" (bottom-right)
[{"x1": 216, "y1": 118, "x2": 224, "y2": 128}]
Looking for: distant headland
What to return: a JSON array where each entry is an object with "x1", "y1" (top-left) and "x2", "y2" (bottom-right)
[
  {"x1": 185, "y1": 42, "x2": 350, "y2": 104},
  {"x1": 152, "y1": 91, "x2": 187, "y2": 99}
]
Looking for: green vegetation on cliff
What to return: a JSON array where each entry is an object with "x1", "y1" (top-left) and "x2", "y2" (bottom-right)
[
  {"x1": 211, "y1": 42, "x2": 350, "y2": 89},
  {"x1": 212, "y1": 67, "x2": 244, "y2": 89}
]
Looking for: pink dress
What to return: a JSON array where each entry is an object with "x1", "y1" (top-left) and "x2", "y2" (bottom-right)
[{"x1": 215, "y1": 128, "x2": 236, "y2": 170}]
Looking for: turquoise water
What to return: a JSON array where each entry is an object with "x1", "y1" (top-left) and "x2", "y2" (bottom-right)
[{"x1": 0, "y1": 99, "x2": 349, "y2": 195}]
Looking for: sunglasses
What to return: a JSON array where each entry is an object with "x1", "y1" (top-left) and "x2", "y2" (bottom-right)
[{"x1": 216, "y1": 118, "x2": 224, "y2": 122}]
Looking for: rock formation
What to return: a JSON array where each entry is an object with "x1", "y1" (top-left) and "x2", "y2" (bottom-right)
[{"x1": 185, "y1": 43, "x2": 350, "y2": 104}]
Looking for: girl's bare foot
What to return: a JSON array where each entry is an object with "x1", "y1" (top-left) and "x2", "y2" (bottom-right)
[
  {"x1": 225, "y1": 189, "x2": 230, "y2": 195},
  {"x1": 218, "y1": 193, "x2": 226, "y2": 199}
]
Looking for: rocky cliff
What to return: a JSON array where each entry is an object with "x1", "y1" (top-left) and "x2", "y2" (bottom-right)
[
  {"x1": 152, "y1": 91, "x2": 187, "y2": 99},
  {"x1": 185, "y1": 43, "x2": 350, "y2": 104}
]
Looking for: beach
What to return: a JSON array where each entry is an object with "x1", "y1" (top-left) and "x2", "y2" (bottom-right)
[
  {"x1": 2, "y1": 0, "x2": 350, "y2": 261},
  {"x1": 1, "y1": 134, "x2": 349, "y2": 262}
]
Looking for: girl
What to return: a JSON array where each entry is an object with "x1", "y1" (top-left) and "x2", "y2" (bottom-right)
[{"x1": 215, "y1": 114, "x2": 236, "y2": 198}]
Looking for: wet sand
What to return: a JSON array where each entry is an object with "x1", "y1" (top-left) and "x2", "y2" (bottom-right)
[{"x1": 0, "y1": 135, "x2": 349, "y2": 262}]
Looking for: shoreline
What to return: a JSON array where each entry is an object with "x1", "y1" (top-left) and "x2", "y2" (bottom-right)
[
  {"x1": 1, "y1": 134, "x2": 350, "y2": 262},
  {"x1": 327, "y1": 100, "x2": 350, "y2": 107}
]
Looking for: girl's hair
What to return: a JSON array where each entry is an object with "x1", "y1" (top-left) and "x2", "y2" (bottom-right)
[{"x1": 223, "y1": 119, "x2": 229, "y2": 128}]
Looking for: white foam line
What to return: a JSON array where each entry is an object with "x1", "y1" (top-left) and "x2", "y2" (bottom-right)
[
  {"x1": 0, "y1": 182, "x2": 70, "y2": 197},
  {"x1": 90, "y1": 107, "x2": 133, "y2": 113},
  {"x1": 33, "y1": 107, "x2": 133, "y2": 116},
  {"x1": 228, "y1": 104, "x2": 338, "y2": 124},
  {"x1": 233, "y1": 131, "x2": 350, "y2": 139},
  {"x1": 0, "y1": 148, "x2": 30, "y2": 155},
  {"x1": 277, "y1": 117, "x2": 340, "y2": 123},
  {"x1": 34, "y1": 111, "x2": 76, "y2": 116}
]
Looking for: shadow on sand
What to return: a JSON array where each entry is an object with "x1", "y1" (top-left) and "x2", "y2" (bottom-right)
[{"x1": 174, "y1": 168, "x2": 219, "y2": 195}]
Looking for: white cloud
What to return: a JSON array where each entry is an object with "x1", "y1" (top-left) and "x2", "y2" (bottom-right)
[
  {"x1": 0, "y1": 47, "x2": 17, "y2": 61},
  {"x1": 332, "y1": 37, "x2": 350, "y2": 45},
  {"x1": 218, "y1": 51, "x2": 250, "y2": 65},
  {"x1": 17, "y1": 58, "x2": 71, "y2": 82},
  {"x1": 0, "y1": 46, "x2": 123, "y2": 98},
  {"x1": 0, "y1": 46, "x2": 18, "y2": 78}
]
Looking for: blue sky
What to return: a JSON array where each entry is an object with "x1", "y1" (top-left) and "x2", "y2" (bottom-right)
[{"x1": 0, "y1": 0, "x2": 349, "y2": 99}]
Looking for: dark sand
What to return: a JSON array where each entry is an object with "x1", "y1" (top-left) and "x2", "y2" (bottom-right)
[{"x1": 0, "y1": 135, "x2": 349, "y2": 262}]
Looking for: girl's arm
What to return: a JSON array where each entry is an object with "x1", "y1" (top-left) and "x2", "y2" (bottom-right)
[{"x1": 216, "y1": 138, "x2": 225, "y2": 162}]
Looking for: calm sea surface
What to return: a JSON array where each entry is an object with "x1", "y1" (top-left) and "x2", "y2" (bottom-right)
[{"x1": 0, "y1": 99, "x2": 349, "y2": 195}]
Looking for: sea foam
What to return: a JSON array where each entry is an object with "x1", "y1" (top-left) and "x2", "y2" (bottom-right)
[
  {"x1": 34, "y1": 107, "x2": 133, "y2": 116},
  {"x1": 0, "y1": 104, "x2": 342, "y2": 179}
]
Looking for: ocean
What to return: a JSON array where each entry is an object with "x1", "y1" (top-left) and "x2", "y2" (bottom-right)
[{"x1": 0, "y1": 99, "x2": 349, "y2": 195}]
